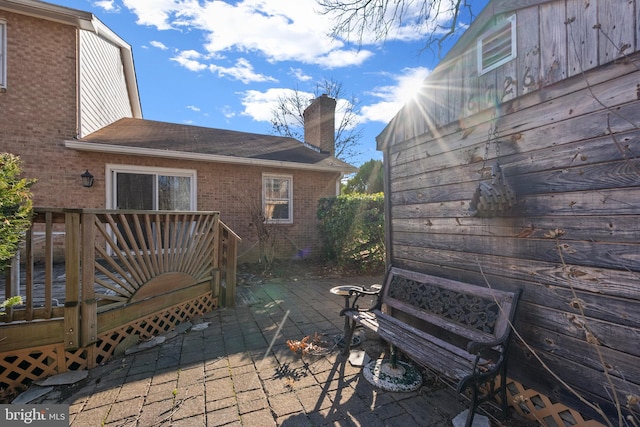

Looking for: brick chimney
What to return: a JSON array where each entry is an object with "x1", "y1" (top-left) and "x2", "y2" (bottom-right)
[{"x1": 303, "y1": 94, "x2": 336, "y2": 156}]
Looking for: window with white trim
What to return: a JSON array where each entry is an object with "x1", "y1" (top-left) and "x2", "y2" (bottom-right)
[
  {"x1": 263, "y1": 174, "x2": 292, "y2": 224},
  {"x1": 477, "y1": 14, "x2": 516, "y2": 75},
  {"x1": 0, "y1": 20, "x2": 7, "y2": 89},
  {"x1": 108, "y1": 165, "x2": 196, "y2": 211}
]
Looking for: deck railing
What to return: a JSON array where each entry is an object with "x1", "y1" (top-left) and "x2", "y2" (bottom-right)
[{"x1": 0, "y1": 208, "x2": 240, "y2": 398}]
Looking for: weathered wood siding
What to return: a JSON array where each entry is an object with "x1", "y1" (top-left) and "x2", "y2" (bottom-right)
[
  {"x1": 378, "y1": 0, "x2": 640, "y2": 424},
  {"x1": 79, "y1": 30, "x2": 133, "y2": 137}
]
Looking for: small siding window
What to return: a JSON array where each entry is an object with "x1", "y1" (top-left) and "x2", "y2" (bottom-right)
[
  {"x1": 263, "y1": 174, "x2": 293, "y2": 224},
  {"x1": 0, "y1": 20, "x2": 6, "y2": 89},
  {"x1": 477, "y1": 15, "x2": 516, "y2": 75}
]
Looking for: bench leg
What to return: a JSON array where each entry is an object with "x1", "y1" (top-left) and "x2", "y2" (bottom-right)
[
  {"x1": 466, "y1": 384, "x2": 478, "y2": 427},
  {"x1": 499, "y1": 372, "x2": 508, "y2": 420},
  {"x1": 389, "y1": 344, "x2": 398, "y2": 368},
  {"x1": 341, "y1": 318, "x2": 356, "y2": 356}
]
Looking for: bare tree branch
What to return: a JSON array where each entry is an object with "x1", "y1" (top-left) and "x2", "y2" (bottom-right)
[
  {"x1": 316, "y1": 0, "x2": 475, "y2": 56},
  {"x1": 270, "y1": 78, "x2": 364, "y2": 162}
]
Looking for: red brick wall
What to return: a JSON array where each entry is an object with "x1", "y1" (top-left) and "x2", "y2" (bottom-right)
[
  {"x1": 208, "y1": 164, "x2": 339, "y2": 262},
  {"x1": 81, "y1": 152, "x2": 340, "y2": 262},
  {"x1": 0, "y1": 11, "x2": 82, "y2": 208}
]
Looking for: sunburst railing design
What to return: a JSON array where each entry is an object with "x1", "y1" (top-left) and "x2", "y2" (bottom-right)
[{"x1": 91, "y1": 212, "x2": 218, "y2": 311}]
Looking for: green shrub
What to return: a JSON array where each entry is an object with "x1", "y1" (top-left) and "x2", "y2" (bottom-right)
[
  {"x1": 342, "y1": 159, "x2": 383, "y2": 194},
  {"x1": 317, "y1": 193, "x2": 384, "y2": 271},
  {"x1": 1, "y1": 295, "x2": 23, "y2": 316},
  {"x1": 0, "y1": 153, "x2": 35, "y2": 272}
]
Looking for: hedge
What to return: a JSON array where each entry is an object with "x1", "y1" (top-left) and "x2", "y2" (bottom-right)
[
  {"x1": 317, "y1": 193, "x2": 384, "y2": 271},
  {"x1": 0, "y1": 153, "x2": 34, "y2": 272}
]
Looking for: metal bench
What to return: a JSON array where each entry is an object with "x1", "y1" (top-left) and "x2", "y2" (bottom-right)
[{"x1": 341, "y1": 267, "x2": 521, "y2": 427}]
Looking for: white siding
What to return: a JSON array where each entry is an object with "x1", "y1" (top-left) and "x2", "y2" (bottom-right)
[{"x1": 79, "y1": 30, "x2": 133, "y2": 137}]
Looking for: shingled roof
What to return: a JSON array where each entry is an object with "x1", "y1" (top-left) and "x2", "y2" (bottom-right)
[{"x1": 67, "y1": 118, "x2": 356, "y2": 173}]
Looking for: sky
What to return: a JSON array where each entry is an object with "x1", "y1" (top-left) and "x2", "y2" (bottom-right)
[{"x1": 50, "y1": 0, "x2": 487, "y2": 166}]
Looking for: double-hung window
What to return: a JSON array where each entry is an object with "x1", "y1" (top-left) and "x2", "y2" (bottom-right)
[
  {"x1": 0, "y1": 20, "x2": 6, "y2": 89},
  {"x1": 263, "y1": 174, "x2": 292, "y2": 224}
]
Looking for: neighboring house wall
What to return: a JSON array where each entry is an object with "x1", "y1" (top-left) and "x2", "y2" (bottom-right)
[
  {"x1": 79, "y1": 30, "x2": 133, "y2": 137},
  {"x1": 378, "y1": 0, "x2": 640, "y2": 424}
]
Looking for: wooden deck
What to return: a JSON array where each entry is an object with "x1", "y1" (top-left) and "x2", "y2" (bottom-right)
[{"x1": 0, "y1": 208, "x2": 240, "y2": 400}]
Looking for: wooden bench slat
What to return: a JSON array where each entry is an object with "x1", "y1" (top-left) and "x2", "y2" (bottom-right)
[{"x1": 347, "y1": 309, "x2": 480, "y2": 379}]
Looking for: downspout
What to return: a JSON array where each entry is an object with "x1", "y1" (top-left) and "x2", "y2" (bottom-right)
[
  {"x1": 75, "y1": 28, "x2": 81, "y2": 138},
  {"x1": 336, "y1": 172, "x2": 344, "y2": 195}
]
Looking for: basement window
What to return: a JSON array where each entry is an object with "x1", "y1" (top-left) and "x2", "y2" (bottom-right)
[
  {"x1": 477, "y1": 14, "x2": 516, "y2": 75},
  {"x1": 0, "y1": 20, "x2": 6, "y2": 89}
]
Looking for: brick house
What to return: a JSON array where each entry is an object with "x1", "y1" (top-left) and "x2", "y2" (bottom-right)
[{"x1": 0, "y1": 0, "x2": 356, "y2": 262}]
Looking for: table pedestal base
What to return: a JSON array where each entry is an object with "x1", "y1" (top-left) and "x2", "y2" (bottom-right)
[{"x1": 363, "y1": 359, "x2": 423, "y2": 392}]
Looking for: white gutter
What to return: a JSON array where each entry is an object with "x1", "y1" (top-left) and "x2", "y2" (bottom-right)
[
  {"x1": 65, "y1": 140, "x2": 357, "y2": 173},
  {"x1": 0, "y1": 0, "x2": 94, "y2": 29}
]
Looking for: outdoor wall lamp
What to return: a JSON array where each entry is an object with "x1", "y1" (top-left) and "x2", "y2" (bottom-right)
[{"x1": 81, "y1": 170, "x2": 94, "y2": 188}]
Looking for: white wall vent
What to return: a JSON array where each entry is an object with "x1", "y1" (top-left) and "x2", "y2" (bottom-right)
[{"x1": 477, "y1": 15, "x2": 516, "y2": 75}]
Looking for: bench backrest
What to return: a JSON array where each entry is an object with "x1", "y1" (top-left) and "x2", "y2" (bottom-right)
[{"x1": 381, "y1": 267, "x2": 520, "y2": 344}]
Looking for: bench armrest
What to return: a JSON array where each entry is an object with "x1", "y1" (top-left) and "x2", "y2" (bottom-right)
[
  {"x1": 466, "y1": 338, "x2": 507, "y2": 355},
  {"x1": 467, "y1": 335, "x2": 513, "y2": 379},
  {"x1": 339, "y1": 285, "x2": 383, "y2": 315},
  {"x1": 351, "y1": 287, "x2": 381, "y2": 296}
]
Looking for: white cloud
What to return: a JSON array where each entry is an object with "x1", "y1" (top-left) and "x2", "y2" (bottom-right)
[
  {"x1": 169, "y1": 49, "x2": 275, "y2": 84},
  {"x1": 170, "y1": 50, "x2": 207, "y2": 72},
  {"x1": 315, "y1": 49, "x2": 374, "y2": 69},
  {"x1": 209, "y1": 58, "x2": 277, "y2": 84},
  {"x1": 360, "y1": 101, "x2": 399, "y2": 123},
  {"x1": 150, "y1": 40, "x2": 168, "y2": 50},
  {"x1": 240, "y1": 88, "x2": 301, "y2": 122},
  {"x1": 186, "y1": 105, "x2": 200, "y2": 112},
  {"x1": 93, "y1": 0, "x2": 120, "y2": 12},
  {"x1": 120, "y1": 0, "x2": 375, "y2": 68},
  {"x1": 122, "y1": 0, "x2": 178, "y2": 30},
  {"x1": 220, "y1": 105, "x2": 236, "y2": 119},
  {"x1": 289, "y1": 68, "x2": 312, "y2": 82},
  {"x1": 361, "y1": 67, "x2": 431, "y2": 123}
]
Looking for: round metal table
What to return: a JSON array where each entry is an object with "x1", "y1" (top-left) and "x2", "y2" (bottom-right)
[{"x1": 330, "y1": 285, "x2": 363, "y2": 347}]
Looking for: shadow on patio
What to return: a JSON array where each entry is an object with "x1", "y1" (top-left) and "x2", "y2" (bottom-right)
[{"x1": 13, "y1": 275, "x2": 499, "y2": 426}]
